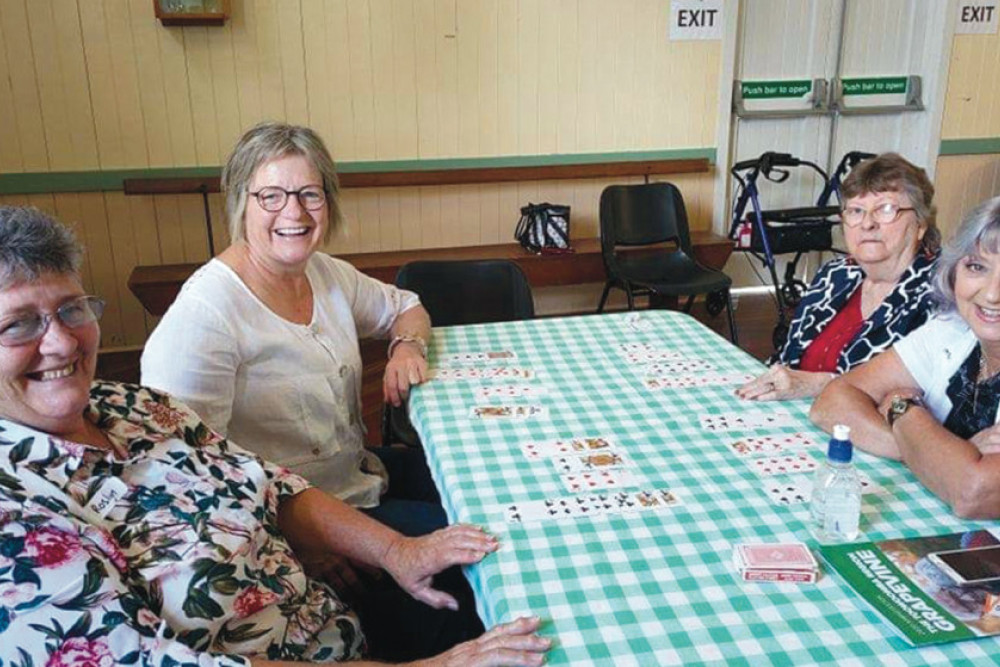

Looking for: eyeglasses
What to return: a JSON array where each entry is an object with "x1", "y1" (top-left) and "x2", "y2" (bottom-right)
[
  {"x1": 249, "y1": 186, "x2": 327, "y2": 212},
  {"x1": 840, "y1": 203, "x2": 915, "y2": 228},
  {"x1": 0, "y1": 295, "x2": 105, "y2": 347}
]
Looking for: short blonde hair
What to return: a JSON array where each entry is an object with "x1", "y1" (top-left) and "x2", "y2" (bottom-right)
[{"x1": 221, "y1": 122, "x2": 342, "y2": 244}]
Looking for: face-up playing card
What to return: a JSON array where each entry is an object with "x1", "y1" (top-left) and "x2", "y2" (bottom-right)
[
  {"x1": 643, "y1": 359, "x2": 717, "y2": 375},
  {"x1": 504, "y1": 488, "x2": 681, "y2": 524},
  {"x1": 554, "y1": 451, "x2": 631, "y2": 473},
  {"x1": 644, "y1": 372, "x2": 757, "y2": 390},
  {"x1": 561, "y1": 469, "x2": 638, "y2": 493},
  {"x1": 438, "y1": 350, "x2": 516, "y2": 365},
  {"x1": 474, "y1": 384, "x2": 548, "y2": 401},
  {"x1": 624, "y1": 350, "x2": 687, "y2": 364},
  {"x1": 764, "y1": 479, "x2": 813, "y2": 506},
  {"x1": 749, "y1": 453, "x2": 819, "y2": 476},
  {"x1": 727, "y1": 433, "x2": 824, "y2": 457},
  {"x1": 469, "y1": 405, "x2": 547, "y2": 420},
  {"x1": 699, "y1": 411, "x2": 797, "y2": 432},
  {"x1": 763, "y1": 473, "x2": 884, "y2": 506},
  {"x1": 520, "y1": 437, "x2": 617, "y2": 460},
  {"x1": 433, "y1": 367, "x2": 534, "y2": 381}
]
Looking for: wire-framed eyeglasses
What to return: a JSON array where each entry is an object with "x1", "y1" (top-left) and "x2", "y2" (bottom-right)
[
  {"x1": 840, "y1": 202, "x2": 915, "y2": 228},
  {"x1": 0, "y1": 295, "x2": 106, "y2": 347},
  {"x1": 249, "y1": 186, "x2": 327, "y2": 212}
]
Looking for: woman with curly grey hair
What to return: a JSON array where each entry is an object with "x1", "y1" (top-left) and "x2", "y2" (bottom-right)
[
  {"x1": 0, "y1": 205, "x2": 548, "y2": 667},
  {"x1": 812, "y1": 196, "x2": 1000, "y2": 520}
]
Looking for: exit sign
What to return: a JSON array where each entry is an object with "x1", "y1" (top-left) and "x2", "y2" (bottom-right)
[{"x1": 957, "y1": 1, "x2": 999, "y2": 34}]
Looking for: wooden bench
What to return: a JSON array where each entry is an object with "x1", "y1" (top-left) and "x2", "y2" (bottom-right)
[{"x1": 128, "y1": 234, "x2": 733, "y2": 316}]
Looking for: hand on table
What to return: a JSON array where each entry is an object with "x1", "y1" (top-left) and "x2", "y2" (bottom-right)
[
  {"x1": 735, "y1": 364, "x2": 834, "y2": 402},
  {"x1": 384, "y1": 344, "x2": 429, "y2": 407},
  {"x1": 383, "y1": 524, "x2": 499, "y2": 610},
  {"x1": 410, "y1": 616, "x2": 551, "y2": 667}
]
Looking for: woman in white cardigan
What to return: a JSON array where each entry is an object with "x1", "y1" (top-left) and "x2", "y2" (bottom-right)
[{"x1": 141, "y1": 122, "x2": 442, "y2": 538}]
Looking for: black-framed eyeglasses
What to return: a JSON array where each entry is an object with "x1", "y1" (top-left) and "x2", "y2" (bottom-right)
[
  {"x1": 0, "y1": 295, "x2": 105, "y2": 347},
  {"x1": 249, "y1": 186, "x2": 327, "y2": 212},
  {"x1": 840, "y1": 203, "x2": 915, "y2": 228}
]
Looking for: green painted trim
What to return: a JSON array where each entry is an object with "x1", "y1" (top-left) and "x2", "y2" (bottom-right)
[
  {"x1": 939, "y1": 137, "x2": 1000, "y2": 156},
  {"x1": 0, "y1": 148, "x2": 716, "y2": 195}
]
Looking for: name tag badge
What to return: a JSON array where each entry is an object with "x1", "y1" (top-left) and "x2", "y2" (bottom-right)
[{"x1": 87, "y1": 477, "x2": 129, "y2": 520}]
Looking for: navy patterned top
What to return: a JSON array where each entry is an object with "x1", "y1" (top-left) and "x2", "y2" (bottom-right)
[{"x1": 773, "y1": 251, "x2": 939, "y2": 372}]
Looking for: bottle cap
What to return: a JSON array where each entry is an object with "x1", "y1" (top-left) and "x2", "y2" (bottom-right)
[{"x1": 828, "y1": 424, "x2": 853, "y2": 463}]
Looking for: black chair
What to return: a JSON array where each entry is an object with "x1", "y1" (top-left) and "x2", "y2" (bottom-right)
[
  {"x1": 383, "y1": 259, "x2": 535, "y2": 446},
  {"x1": 597, "y1": 183, "x2": 738, "y2": 344}
]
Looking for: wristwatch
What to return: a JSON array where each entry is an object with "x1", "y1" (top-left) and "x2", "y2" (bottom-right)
[{"x1": 887, "y1": 395, "x2": 924, "y2": 428}]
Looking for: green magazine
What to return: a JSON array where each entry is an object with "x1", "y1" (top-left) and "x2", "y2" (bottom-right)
[{"x1": 820, "y1": 530, "x2": 1000, "y2": 646}]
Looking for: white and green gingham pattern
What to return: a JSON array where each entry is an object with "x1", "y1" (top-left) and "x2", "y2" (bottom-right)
[{"x1": 408, "y1": 311, "x2": 1000, "y2": 665}]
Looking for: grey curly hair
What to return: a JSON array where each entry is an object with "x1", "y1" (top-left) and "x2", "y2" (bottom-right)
[{"x1": 0, "y1": 206, "x2": 83, "y2": 290}]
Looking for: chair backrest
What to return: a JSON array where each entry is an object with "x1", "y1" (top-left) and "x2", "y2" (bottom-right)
[
  {"x1": 394, "y1": 259, "x2": 535, "y2": 327},
  {"x1": 599, "y1": 182, "x2": 693, "y2": 254}
]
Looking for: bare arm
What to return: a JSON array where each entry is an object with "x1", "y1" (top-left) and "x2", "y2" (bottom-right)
[
  {"x1": 810, "y1": 349, "x2": 920, "y2": 459},
  {"x1": 736, "y1": 364, "x2": 835, "y2": 401},
  {"x1": 890, "y1": 405, "x2": 1000, "y2": 519},
  {"x1": 278, "y1": 488, "x2": 497, "y2": 609},
  {"x1": 384, "y1": 305, "x2": 433, "y2": 406}
]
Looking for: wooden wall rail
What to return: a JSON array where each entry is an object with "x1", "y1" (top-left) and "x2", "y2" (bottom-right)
[
  {"x1": 122, "y1": 158, "x2": 710, "y2": 194},
  {"x1": 129, "y1": 235, "x2": 733, "y2": 317}
]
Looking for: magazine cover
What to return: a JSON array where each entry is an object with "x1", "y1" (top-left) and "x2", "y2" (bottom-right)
[{"x1": 820, "y1": 529, "x2": 1000, "y2": 646}]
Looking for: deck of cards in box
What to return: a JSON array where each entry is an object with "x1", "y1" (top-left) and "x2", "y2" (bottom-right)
[{"x1": 733, "y1": 542, "x2": 819, "y2": 583}]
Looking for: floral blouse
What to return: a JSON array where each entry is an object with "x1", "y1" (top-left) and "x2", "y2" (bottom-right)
[{"x1": 0, "y1": 382, "x2": 364, "y2": 666}]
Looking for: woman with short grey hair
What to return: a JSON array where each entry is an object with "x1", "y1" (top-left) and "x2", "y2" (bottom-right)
[
  {"x1": 812, "y1": 196, "x2": 1000, "y2": 520},
  {"x1": 0, "y1": 204, "x2": 549, "y2": 666}
]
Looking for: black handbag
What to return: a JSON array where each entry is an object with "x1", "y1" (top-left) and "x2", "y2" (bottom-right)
[{"x1": 514, "y1": 203, "x2": 571, "y2": 254}]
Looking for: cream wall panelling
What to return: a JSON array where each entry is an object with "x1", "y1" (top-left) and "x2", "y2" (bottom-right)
[
  {"x1": 934, "y1": 154, "x2": 1000, "y2": 239},
  {"x1": 0, "y1": 0, "x2": 723, "y2": 172},
  {"x1": 941, "y1": 8, "x2": 1000, "y2": 139}
]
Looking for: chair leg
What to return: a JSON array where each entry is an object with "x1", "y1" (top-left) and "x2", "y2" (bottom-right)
[
  {"x1": 682, "y1": 295, "x2": 695, "y2": 313},
  {"x1": 725, "y1": 290, "x2": 739, "y2": 345},
  {"x1": 597, "y1": 281, "x2": 612, "y2": 314},
  {"x1": 625, "y1": 285, "x2": 635, "y2": 311}
]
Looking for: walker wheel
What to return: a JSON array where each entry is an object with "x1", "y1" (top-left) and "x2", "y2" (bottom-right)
[{"x1": 705, "y1": 290, "x2": 727, "y2": 317}]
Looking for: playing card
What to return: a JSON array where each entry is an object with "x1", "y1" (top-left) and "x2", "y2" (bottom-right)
[
  {"x1": 643, "y1": 359, "x2": 717, "y2": 375},
  {"x1": 763, "y1": 478, "x2": 812, "y2": 506},
  {"x1": 749, "y1": 453, "x2": 819, "y2": 476},
  {"x1": 553, "y1": 451, "x2": 631, "y2": 473},
  {"x1": 504, "y1": 488, "x2": 680, "y2": 524},
  {"x1": 736, "y1": 543, "x2": 817, "y2": 570},
  {"x1": 438, "y1": 350, "x2": 516, "y2": 365},
  {"x1": 699, "y1": 411, "x2": 797, "y2": 432},
  {"x1": 625, "y1": 350, "x2": 687, "y2": 364},
  {"x1": 433, "y1": 367, "x2": 534, "y2": 381},
  {"x1": 469, "y1": 405, "x2": 547, "y2": 419},
  {"x1": 474, "y1": 384, "x2": 548, "y2": 401},
  {"x1": 727, "y1": 433, "x2": 824, "y2": 457},
  {"x1": 520, "y1": 436, "x2": 618, "y2": 460},
  {"x1": 624, "y1": 312, "x2": 652, "y2": 332},
  {"x1": 644, "y1": 372, "x2": 757, "y2": 390},
  {"x1": 561, "y1": 469, "x2": 638, "y2": 494}
]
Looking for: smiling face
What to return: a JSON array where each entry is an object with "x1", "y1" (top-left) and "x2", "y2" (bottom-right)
[
  {"x1": 955, "y1": 247, "x2": 1000, "y2": 356},
  {"x1": 0, "y1": 272, "x2": 99, "y2": 436},
  {"x1": 843, "y1": 190, "x2": 925, "y2": 274},
  {"x1": 243, "y1": 154, "x2": 328, "y2": 274}
]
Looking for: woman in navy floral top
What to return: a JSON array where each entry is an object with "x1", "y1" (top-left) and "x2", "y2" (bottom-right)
[
  {"x1": 737, "y1": 153, "x2": 940, "y2": 402},
  {"x1": 0, "y1": 207, "x2": 549, "y2": 666}
]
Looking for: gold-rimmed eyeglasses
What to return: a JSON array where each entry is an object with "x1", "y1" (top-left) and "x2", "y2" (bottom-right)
[
  {"x1": 0, "y1": 295, "x2": 105, "y2": 347},
  {"x1": 840, "y1": 202, "x2": 915, "y2": 228}
]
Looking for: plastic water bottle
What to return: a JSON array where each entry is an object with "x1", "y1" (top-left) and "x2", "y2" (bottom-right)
[{"x1": 811, "y1": 424, "x2": 862, "y2": 542}]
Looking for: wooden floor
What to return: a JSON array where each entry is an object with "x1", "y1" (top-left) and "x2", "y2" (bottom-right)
[{"x1": 97, "y1": 292, "x2": 782, "y2": 446}]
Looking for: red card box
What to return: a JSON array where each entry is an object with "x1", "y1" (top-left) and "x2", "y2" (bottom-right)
[{"x1": 739, "y1": 568, "x2": 819, "y2": 583}]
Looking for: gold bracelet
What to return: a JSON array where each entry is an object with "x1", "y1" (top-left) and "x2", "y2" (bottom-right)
[{"x1": 388, "y1": 334, "x2": 428, "y2": 359}]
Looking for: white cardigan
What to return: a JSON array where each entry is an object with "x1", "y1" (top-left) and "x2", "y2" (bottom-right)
[{"x1": 141, "y1": 254, "x2": 420, "y2": 507}]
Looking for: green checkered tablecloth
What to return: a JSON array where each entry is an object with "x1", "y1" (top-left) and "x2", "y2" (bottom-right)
[{"x1": 408, "y1": 310, "x2": 1000, "y2": 665}]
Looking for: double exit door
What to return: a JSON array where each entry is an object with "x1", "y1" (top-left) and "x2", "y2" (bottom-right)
[{"x1": 725, "y1": 0, "x2": 955, "y2": 288}]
